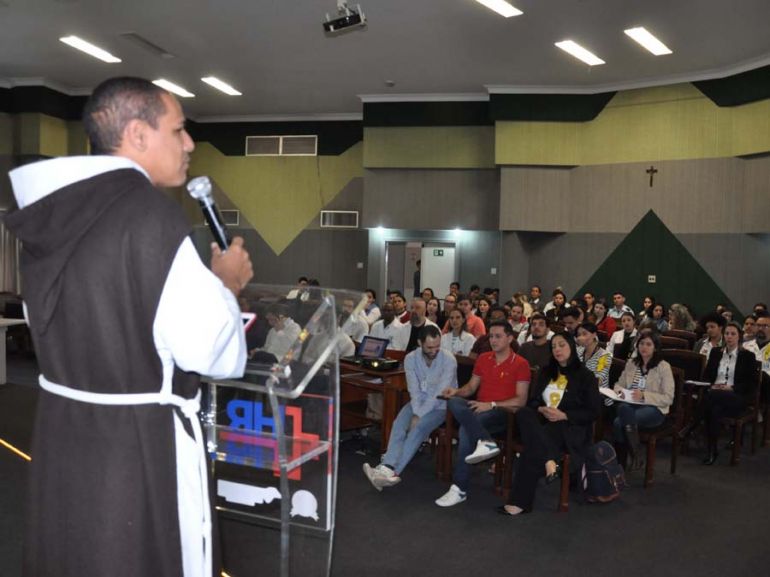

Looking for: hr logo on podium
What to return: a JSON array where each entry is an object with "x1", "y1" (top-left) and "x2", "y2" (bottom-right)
[{"x1": 220, "y1": 400, "x2": 321, "y2": 481}]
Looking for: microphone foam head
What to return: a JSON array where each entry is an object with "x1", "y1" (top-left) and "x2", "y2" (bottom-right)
[{"x1": 186, "y1": 176, "x2": 212, "y2": 200}]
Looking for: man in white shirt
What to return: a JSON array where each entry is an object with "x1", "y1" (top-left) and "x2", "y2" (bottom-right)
[
  {"x1": 608, "y1": 292, "x2": 634, "y2": 320},
  {"x1": 252, "y1": 304, "x2": 302, "y2": 360},
  {"x1": 363, "y1": 325, "x2": 457, "y2": 489},
  {"x1": 340, "y1": 297, "x2": 369, "y2": 343},
  {"x1": 745, "y1": 312, "x2": 770, "y2": 376},
  {"x1": 369, "y1": 302, "x2": 409, "y2": 351}
]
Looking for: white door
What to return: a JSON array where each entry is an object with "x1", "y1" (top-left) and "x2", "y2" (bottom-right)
[{"x1": 420, "y1": 244, "x2": 456, "y2": 299}]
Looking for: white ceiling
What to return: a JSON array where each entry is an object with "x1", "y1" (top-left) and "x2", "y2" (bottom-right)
[{"x1": 2, "y1": 0, "x2": 770, "y2": 120}]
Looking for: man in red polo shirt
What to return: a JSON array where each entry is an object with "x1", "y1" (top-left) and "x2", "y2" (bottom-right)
[{"x1": 436, "y1": 321, "x2": 530, "y2": 507}]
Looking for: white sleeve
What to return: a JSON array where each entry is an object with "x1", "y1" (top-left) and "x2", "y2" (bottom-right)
[{"x1": 153, "y1": 238, "x2": 246, "y2": 379}]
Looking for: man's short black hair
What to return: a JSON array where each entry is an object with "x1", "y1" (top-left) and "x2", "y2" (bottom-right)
[
  {"x1": 487, "y1": 320, "x2": 514, "y2": 337},
  {"x1": 418, "y1": 324, "x2": 441, "y2": 343},
  {"x1": 613, "y1": 291, "x2": 624, "y2": 297},
  {"x1": 529, "y1": 312, "x2": 548, "y2": 325},
  {"x1": 470, "y1": 284, "x2": 480, "y2": 292},
  {"x1": 83, "y1": 77, "x2": 168, "y2": 154},
  {"x1": 391, "y1": 290, "x2": 405, "y2": 300},
  {"x1": 488, "y1": 306, "x2": 507, "y2": 318},
  {"x1": 562, "y1": 308, "x2": 582, "y2": 321},
  {"x1": 298, "y1": 276, "x2": 309, "y2": 283},
  {"x1": 450, "y1": 281, "x2": 460, "y2": 289}
]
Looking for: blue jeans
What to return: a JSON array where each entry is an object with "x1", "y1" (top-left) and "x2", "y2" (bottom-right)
[
  {"x1": 381, "y1": 404, "x2": 446, "y2": 475},
  {"x1": 613, "y1": 403, "x2": 665, "y2": 442},
  {"x1": 448, "y1": 397, "x2": 508, "y2": 492}
]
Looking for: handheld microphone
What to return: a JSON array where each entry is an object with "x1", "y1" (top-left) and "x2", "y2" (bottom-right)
[{"x1": 187, "y1": 176, "x2": 230, "y2": 251}]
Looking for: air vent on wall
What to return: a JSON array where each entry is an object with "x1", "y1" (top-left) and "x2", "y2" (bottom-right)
[
  {"x1": 204, "y1": 209, "x2": 240, "y2": 227},
  {"x1": 320, "y1": 210, "x2": 358, "y2": 229},
  {"x1": 245, "y1": 135, "x2": 317, "y2": 156}
]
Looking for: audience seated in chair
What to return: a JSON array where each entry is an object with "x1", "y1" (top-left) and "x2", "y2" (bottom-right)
[
  {"x1": 693, "y1": 312, "x2": 726, "y2": 357},
  {"x1": 369, "y1": 302, "x2": 409, "y2": 351},
  {"x1": 468, "y1": 306, "x2": 510, "y2": 359},
  {"x1": 612, "y1": 331, "x2": 675, "y2": 472},
  {"x1": 607, "y1": 312, "x2": 638, "y2": 360},
  {"x1": 435, "y1": 321, "x2": 530, "y2": 507},
  {"x1": 679, "y1": 321, "x2": 758, "y2": 465},
  {"x1": 391, "y1": 291, "x2": 410, "y2": 324},
  {"x1": 444, "y1": 293, "x2": 486, "y2": 339},
  {"x1": 405, "y1": 298, "x2": 439, "y2": 352},
  {"x1": 743, "y1": 311, "x2": 770, "y2": 374},
  {"x1": 608, "y1": 292, "x2": 634, "y2": 320},
  {"x1": 340, "y1": 297, "x2": 369, "y2": 343},
  {"x1": 577, "y1": 322, "x2": 612, "y2": 389},
  {"x1": 501, "y1": 332, "x2": 600, "y2": 516},
  {"x1": 650, "y1": 302, "x2": 669, "y2": 332},
  {"x1": 440, "y1": 309, "x2": 476, "y2": 356},
  {"x1": 363, "y1": 326, "x2": 457, "y2": 490},
  {"x1": 249, "y1": 303, "x2": 301, "y2": 361},
  {"x1": 360, "y1": 289, "x2": 381, "y2": 327},
  {"x1": 518, "y1": 313, "x2": 552, "y2": 375},
  {"x1": 668, "y1": 303, "x2": 696, "y2": 332},
  {"x1": 593, "y1": 300, "x2": 617, "y2": 337}
]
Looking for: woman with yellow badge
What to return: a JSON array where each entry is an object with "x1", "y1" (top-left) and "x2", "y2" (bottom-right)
[
  {"x1": 576, "y1": 322, "x2": 612, "y2": 388},
  {"x1": 500, "y1": 332, "x2": 600, "y2": 516}
]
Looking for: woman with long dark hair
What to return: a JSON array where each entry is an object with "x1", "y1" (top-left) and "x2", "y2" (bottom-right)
[
  {"x1": 650, "y1": 303, "x2": 669, "y2": 332},
  {"x1": 500, "y1": 332, "x2": 600, "y2": 516},
  {"x1": 680, "y1": 321, "x2": 757, "y2": 465},
  {"x1": 607, "y1": 311, "x2": 638, "y2": 360},
  {"x1": 593, "y1": 299, "x2": 617, "y2": 337},
  {"x1": 612, "y1": 331, "x2": 675, "y2": 471}
]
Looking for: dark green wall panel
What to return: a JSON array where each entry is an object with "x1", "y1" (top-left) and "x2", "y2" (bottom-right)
[{"x1": 576, "y1": 211, "x2": 740, "y2": 318}]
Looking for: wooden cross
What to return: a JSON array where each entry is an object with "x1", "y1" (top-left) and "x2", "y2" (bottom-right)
[{"x1": 646, "y1": 166, "x2": 658, "y2": 187}]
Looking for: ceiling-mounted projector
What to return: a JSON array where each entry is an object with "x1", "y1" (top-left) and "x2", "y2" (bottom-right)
[{"x1": 323, "y1": 1, "x2": 366, "y2": 34}]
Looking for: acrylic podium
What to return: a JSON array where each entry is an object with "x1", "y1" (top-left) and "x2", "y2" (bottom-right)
[{"x1": 202, "y1": 284, "x2": 365, "y2": 577}]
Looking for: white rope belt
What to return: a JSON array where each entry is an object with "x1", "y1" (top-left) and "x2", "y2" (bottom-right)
[{"x1": 39, "y1": 374, "x2": 213, "y2": 577}]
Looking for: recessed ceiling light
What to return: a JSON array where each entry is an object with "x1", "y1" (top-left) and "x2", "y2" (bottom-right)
[
  {"x1": 473, "y1": 0, "x2": 522, "y2": 18},
  {"x1": 555, "y1": 40, "x2": 605, "y2": 66},
  {"x1": 59, "y1": 35, "x2": 121, "y2": 63},
  {"x1": 152, "y1": 79, "x2": 195, "y2": 98},
  {"x1": 201, "y1": 77, "x2": 242, "y2": 96},
  {"x1": 624, "y1": 27, "x2": 672, "y2": 56}
]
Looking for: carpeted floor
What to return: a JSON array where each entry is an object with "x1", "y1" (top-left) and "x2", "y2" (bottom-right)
[{"x1": 2, "y1": 356, "x2": 769, "y2": 577}]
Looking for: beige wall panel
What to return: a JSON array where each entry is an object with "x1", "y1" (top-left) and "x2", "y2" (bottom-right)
[
  {"x1": 499, "y1": 167, "x2": 570, "y2": 231},
  {"x1": 742, "y1": 156, "x2": 770, "y2": 233},
  {"x1": 501, "y1": 157, "x2": 770, "y2": 234},
  {"x1": 363, "y1": 168, "x2": 499, "y2": 230}
]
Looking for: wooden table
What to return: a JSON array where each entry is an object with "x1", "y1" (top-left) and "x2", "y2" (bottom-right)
[
  {"x1": 339, "y1": 361, "x2": 407, "y2": 452},
  {"x1": 0, "y1": 318, "x2": 27, "y2": 385}
]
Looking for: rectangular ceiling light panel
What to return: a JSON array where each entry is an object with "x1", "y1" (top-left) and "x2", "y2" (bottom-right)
[
  {"x1": 152, "y1": 79, "x2": 195, "y2": 98},
  {"x1": 201, "y1": 76, "x2": 242, "y2": 96},
  {"x1": 474, "y1": 0, "x2": 523, "y2": 18},
  {"x1": 59, "y1": 35, "x2": 121, "y2": 63},
  {"x1": 624, "y1": 27, "x2": 672, "y2": 55},
  {"x1": 555, "y1": 40, "x2": 605, "y2": 66}
]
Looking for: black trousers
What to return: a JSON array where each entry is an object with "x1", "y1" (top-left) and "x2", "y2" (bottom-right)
[
  {"x1": 704, "y1": 390, "x2": 747, "y2": 448},
  {"x1": 507, "y1": 407, "x2": 567, "y2": 510}
]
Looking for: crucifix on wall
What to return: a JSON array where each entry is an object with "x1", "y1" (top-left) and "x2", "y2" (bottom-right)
[{"x1": 646, "y1": 165, "x2": 658, "y2": 187}]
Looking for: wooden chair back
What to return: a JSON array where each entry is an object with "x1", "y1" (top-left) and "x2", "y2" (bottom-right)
[
  {"x1": 661, "y1": 349, "x2": 705, "y2": 382},
  {"x1": 663, "y1": 329, "x2": 697, "y2": 349},
  {"x1": 659, "y1": 336, "x2": 689, "y2": 350}
]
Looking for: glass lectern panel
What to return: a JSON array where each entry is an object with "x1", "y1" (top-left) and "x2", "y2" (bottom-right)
[{"x1": 202, "y1": 284, "x2": 365, "y2": 577}]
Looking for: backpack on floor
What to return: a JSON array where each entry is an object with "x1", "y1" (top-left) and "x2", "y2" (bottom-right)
[{"x1": 582, "y1": 441, "x2": 625, "y2": 503}]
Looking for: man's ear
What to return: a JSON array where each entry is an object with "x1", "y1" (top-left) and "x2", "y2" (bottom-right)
[{"x1": 122, "y1": 118, "x2": 148, "y2": 152}]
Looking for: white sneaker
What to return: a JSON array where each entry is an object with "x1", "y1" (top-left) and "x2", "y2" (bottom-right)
[
  {"x1": 435, "y1": 484, "x2": 467, "y2": 507},
  {"x1": 374, "y1": 464, "x2": 401, "y2": 487},
  {"x1": 363, "y1": 463, "x2": 401, "y2": 491},
  {"x1": 363, "y1": 463, "x2": 383, "y2": 491},
  {"x1": 465, "y1": 439, "x2": 500, "y2": 464}
]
